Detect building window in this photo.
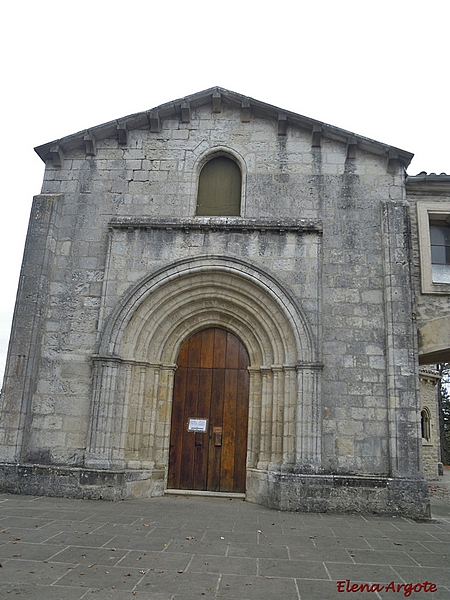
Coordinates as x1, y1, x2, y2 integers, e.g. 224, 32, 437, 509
421, 407, 431, 442
430, 220, 450, 283
196, 156, 241, 216
417, 202, 450, 293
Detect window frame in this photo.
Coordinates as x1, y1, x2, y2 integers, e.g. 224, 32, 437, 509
417, 201, 450, 294
196, 155, 242, 216
420, 407, 431, 443
193, 148, 246, 218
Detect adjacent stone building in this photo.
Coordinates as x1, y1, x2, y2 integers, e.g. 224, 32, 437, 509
1, 87, 448, 517
418, 367, 441, 481
408, 172, 450, 481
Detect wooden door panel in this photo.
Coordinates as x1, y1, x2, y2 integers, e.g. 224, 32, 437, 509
188, 331, 202, 367
221, 368, 238, 492
178, 366, 200, 489
200, 328, 215, 368
225, 331, 240, 369
177, 339, 189, 367
207, 368, 225, 492
167, 366, 187, 489
168, 327, 249, 493
212, 328, 227, 368
193, 368, 212, 490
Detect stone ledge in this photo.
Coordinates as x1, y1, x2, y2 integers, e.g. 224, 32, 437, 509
0, 464, 431, 518
0, 463, 164, 501
246, 469, 431, 518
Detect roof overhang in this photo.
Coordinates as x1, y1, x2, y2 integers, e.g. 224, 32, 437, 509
34, 86, 414, 169
406, 172, 450, 194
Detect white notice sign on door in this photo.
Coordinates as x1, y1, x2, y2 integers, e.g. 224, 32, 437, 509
187, 418, 208, 432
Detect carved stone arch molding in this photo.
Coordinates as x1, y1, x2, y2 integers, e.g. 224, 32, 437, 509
85, 256, 322, 501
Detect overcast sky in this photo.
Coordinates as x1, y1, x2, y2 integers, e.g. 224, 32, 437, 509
0, 0, 448, 384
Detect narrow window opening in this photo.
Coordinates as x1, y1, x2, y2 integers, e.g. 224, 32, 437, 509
421, 408, 431, 442
196, 156, 241, 216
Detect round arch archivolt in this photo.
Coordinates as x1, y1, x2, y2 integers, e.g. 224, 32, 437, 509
85, 256, 322, 493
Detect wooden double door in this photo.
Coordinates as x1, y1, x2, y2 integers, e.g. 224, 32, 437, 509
168, 328, 249, 493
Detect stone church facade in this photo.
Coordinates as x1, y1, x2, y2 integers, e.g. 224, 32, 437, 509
1, 87, 448, 517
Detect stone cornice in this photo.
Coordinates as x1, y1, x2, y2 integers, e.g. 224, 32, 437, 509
107, 217, 322, 234
418, 366, 441, 381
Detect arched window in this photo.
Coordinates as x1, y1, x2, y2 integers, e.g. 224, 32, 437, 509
196, 156, 241, 216
421, 408, 431, 442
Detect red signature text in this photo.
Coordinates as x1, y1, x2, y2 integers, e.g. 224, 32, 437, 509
337, 580, 437, 596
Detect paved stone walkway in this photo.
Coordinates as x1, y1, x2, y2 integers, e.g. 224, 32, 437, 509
0, 476, 449, 599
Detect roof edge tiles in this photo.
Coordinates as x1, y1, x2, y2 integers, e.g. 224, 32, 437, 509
406, 172, 450, 193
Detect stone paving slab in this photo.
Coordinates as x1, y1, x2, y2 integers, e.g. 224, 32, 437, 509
0, 490, 448, 599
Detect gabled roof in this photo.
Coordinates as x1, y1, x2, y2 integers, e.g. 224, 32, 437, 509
34, 86, 414, 169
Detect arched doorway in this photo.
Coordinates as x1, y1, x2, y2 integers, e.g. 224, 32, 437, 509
167, 327, 249, 493
86, 256, 321, 499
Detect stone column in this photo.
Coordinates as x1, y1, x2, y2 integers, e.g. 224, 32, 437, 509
140, 364, 161, 469
132, 366, 147, 454
85, 358, 120, 469
114, 362, 133, 468
125, 363, 148, 469
269, 366, 284, 469
257, 367, 272, 470
154, 363, 177, 469
381, 200, 422, 478
296, 363, 322, 472
247, 367, 262, 469
282, 365, 297, 469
